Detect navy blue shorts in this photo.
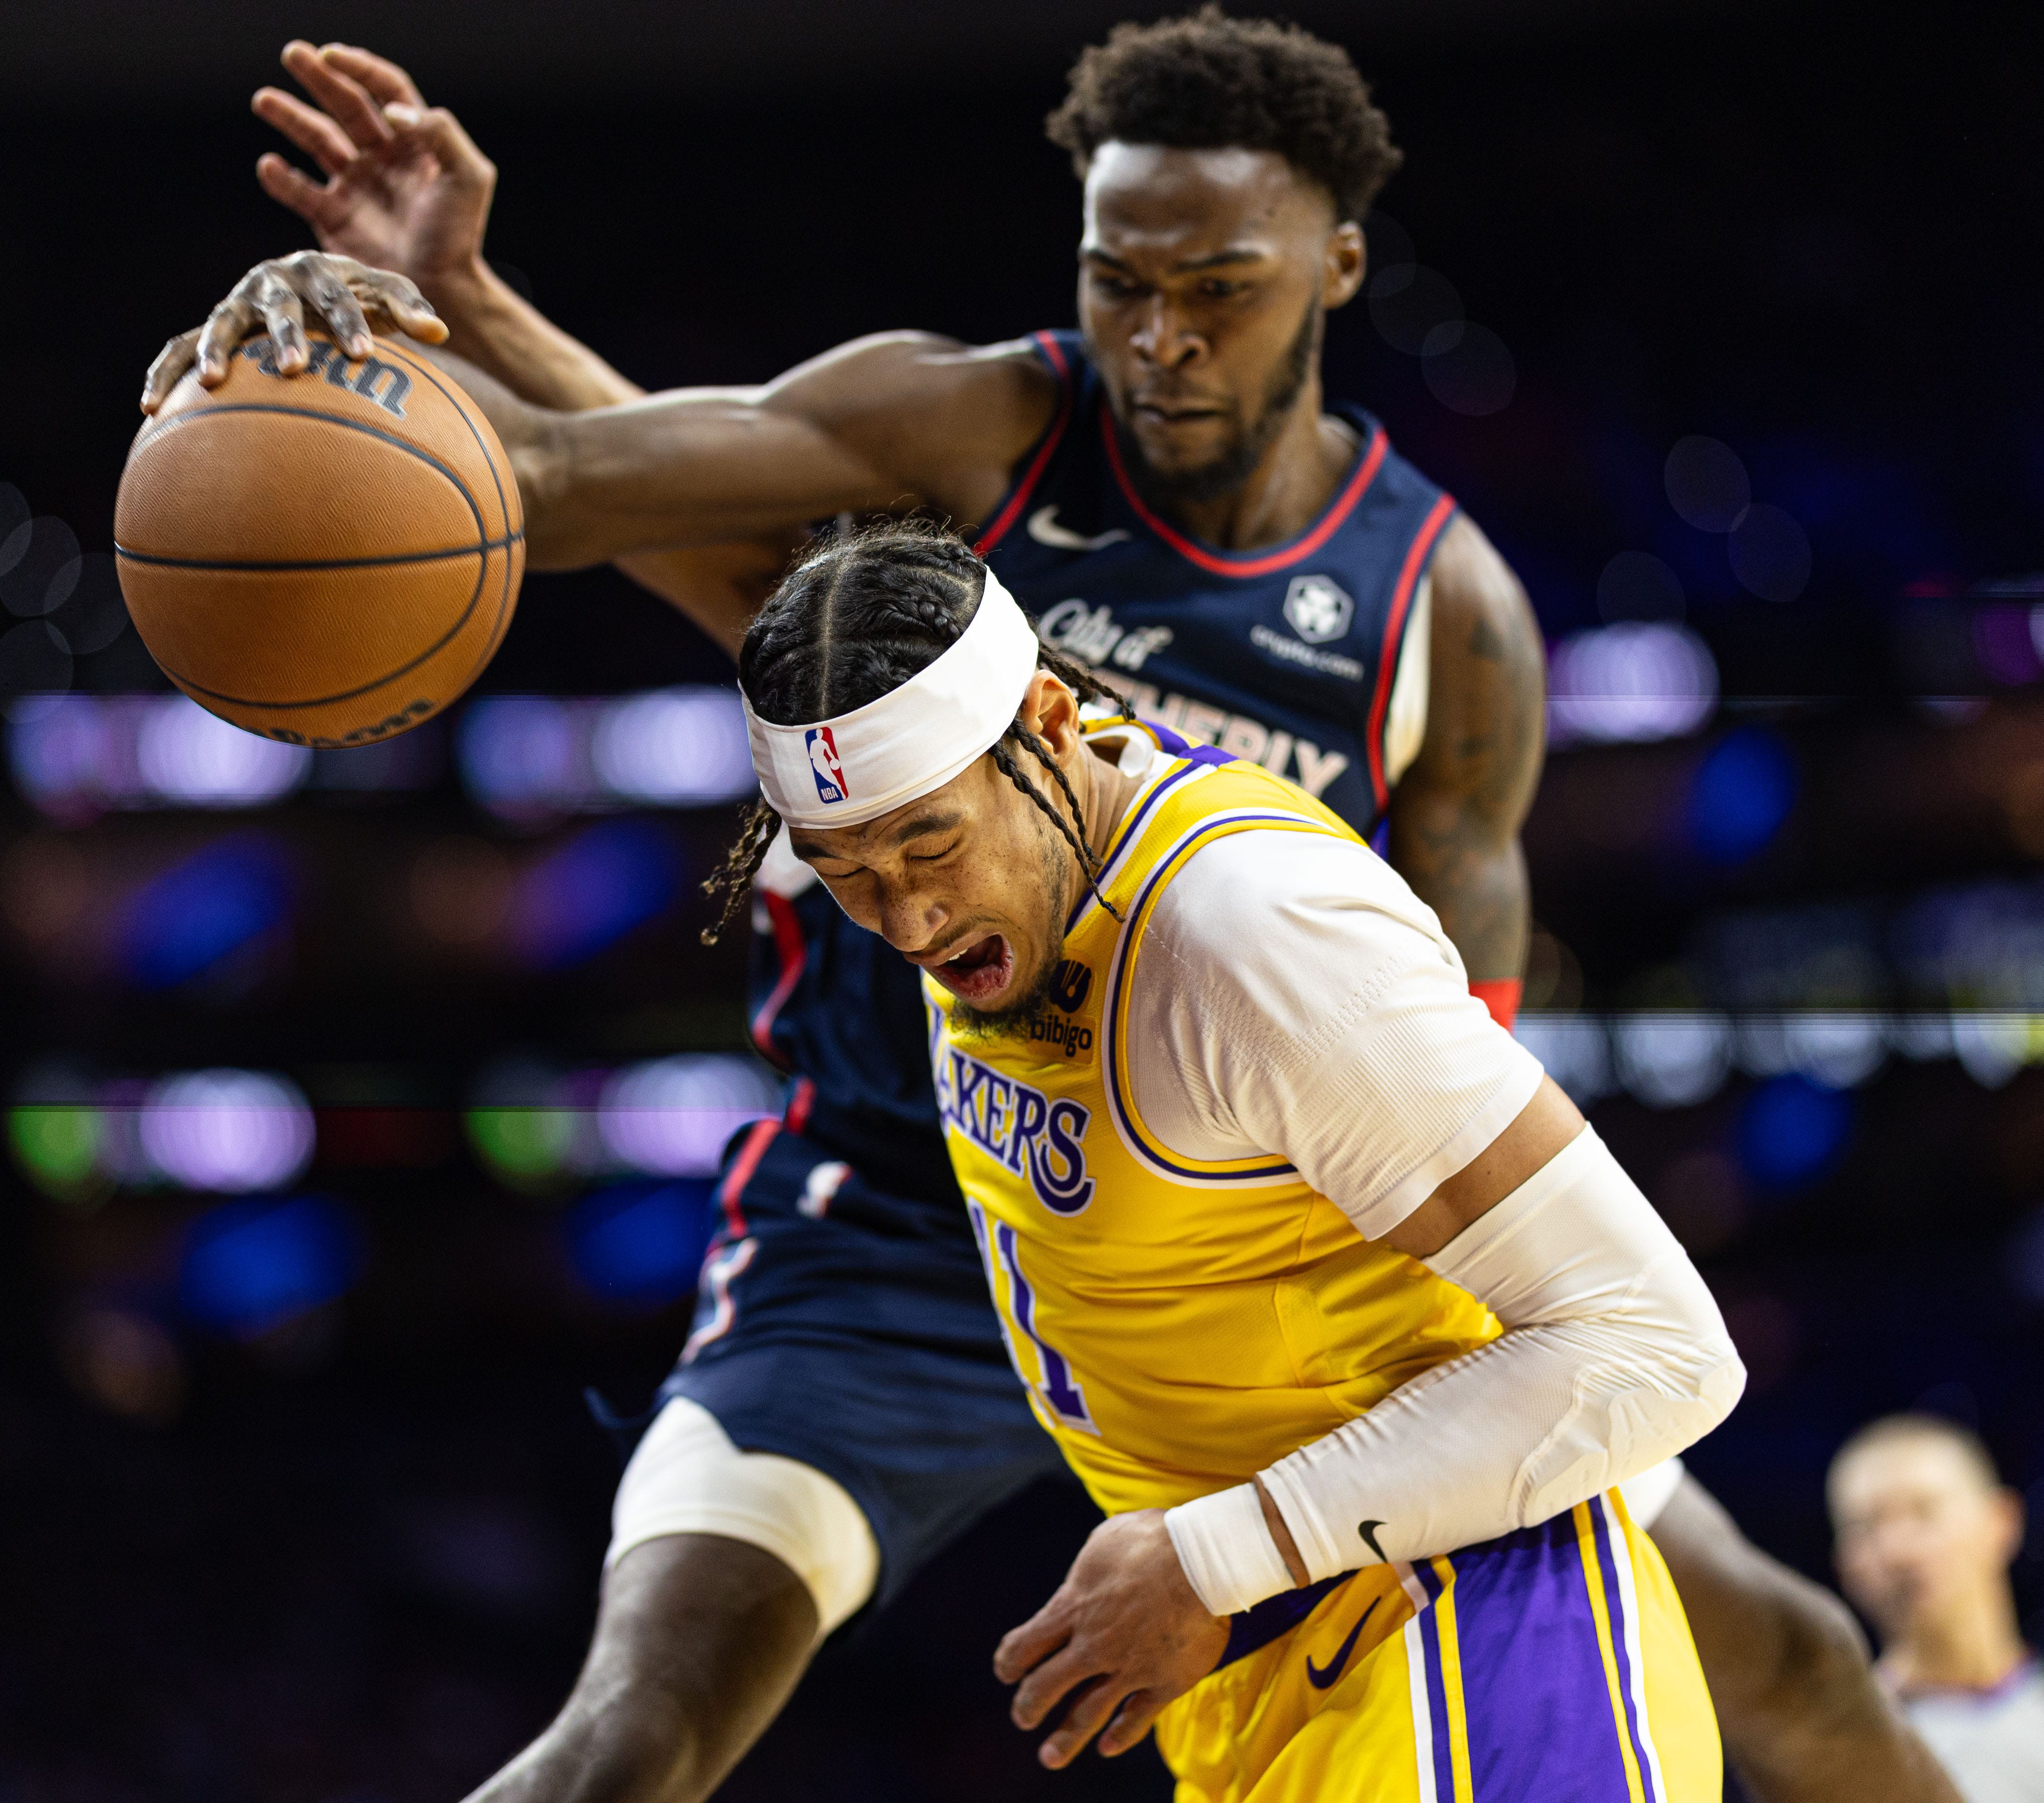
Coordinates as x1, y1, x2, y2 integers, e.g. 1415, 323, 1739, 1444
657, 1124, 1070, 1612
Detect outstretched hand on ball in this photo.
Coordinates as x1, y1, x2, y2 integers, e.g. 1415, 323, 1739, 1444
142, 250, 446, 414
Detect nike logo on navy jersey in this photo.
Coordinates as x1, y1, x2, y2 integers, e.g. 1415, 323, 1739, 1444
1305, 1595, 1380, 1690
1027, 505, 1130, 552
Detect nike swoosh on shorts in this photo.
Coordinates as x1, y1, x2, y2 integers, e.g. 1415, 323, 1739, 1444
1305, 1594, 1381, 1690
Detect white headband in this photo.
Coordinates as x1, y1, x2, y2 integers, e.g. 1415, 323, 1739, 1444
742, 567, 1041, 829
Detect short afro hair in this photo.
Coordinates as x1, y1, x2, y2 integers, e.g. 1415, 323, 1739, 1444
1045, 8, 1402, 225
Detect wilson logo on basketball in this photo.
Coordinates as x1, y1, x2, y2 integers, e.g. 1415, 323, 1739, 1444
806, 726, 849, 804
242, 336, 412, 419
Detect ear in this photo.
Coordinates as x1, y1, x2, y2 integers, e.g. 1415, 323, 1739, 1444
1325, 220, 1366, 310
1992, 1485, 2026, 1564
1020, 669, 1081, 760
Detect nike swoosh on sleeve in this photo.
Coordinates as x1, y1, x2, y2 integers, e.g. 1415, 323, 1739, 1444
1027, 505, 1131, 552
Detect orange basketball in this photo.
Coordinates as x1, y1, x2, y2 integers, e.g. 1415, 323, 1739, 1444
114, 330, 523, 748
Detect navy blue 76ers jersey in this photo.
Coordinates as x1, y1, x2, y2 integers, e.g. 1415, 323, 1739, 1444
746, 329, 1458, 1226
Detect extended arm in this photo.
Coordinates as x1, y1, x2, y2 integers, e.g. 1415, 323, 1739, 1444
1389, 513, 1545, 1007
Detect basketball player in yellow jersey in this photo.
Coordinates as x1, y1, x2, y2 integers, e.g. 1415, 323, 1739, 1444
713, 520, 1745, 1801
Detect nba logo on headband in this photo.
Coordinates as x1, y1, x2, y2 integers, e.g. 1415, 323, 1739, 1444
806, 727, 849, 804
744, 569, 1040, 829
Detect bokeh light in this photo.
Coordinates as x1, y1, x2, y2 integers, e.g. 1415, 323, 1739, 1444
565, 1180, 717, 1306
139, 1069, 315, 1191
466, 1053, 779, 1190
1688, 727, 1798, 864
1738, 1074, 1855, 1190
458, 689, 755, 817
1596, 551, 1685, 624
60, 1308, 185, 1424
1664, 436, 1752, 532
1547, 621, 1718, 746
9, 1103, 103, 1199
120, 835, 292, 989
591, 688, 755, 804
8, 694, 310, 816
177, 1195, 364, 1337
1613, 1013, 1734, 1108
137, 696, 310, 805
1727, 503, 1813, 603
1368, 263, 1462, 354
596, 1055, 780, 1177
507, 820, 680, 969
1419, 321, 1516, 416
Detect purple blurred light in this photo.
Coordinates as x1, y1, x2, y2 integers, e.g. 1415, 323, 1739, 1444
1975, 604, 2043, 687
591, 689, 753, 804
456, 689, 756, 816
1547, 622, 1718, 746
139, 1069, 314, 1191
597, 1055, 779, 1176
7, 694, 309, 814
138, 698, 309, 804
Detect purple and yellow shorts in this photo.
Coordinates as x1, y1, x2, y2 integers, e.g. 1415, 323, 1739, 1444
1155, 1490, 1719, 1803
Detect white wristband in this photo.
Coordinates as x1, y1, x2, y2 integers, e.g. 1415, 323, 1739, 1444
1164, 1481, 1296, 1617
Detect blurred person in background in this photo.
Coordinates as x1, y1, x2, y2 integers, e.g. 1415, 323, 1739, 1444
1832, 1415, 2044, 1802
146, 13, 1956, 1803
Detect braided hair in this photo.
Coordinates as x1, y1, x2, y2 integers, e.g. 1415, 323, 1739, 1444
702, 520, 1135, 945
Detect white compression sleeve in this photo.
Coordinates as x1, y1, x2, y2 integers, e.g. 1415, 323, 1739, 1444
1166, 1127, 1743, 1614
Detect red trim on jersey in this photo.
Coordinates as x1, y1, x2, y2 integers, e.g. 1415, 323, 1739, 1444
749, 891, 809, 1068
716, 1118, 779, 1239
1364, 493, 1458, 811
1469, 978, 1523, 1032
1099, 408, 1389, 578
972, 332, 1075, 557
784, 1076, 816, 1135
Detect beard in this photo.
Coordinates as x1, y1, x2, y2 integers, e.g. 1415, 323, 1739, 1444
949, 812, 1076, 1038
1104, 297, 1322, 509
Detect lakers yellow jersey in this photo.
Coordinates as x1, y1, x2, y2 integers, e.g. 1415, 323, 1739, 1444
925, 725, 1502, 1516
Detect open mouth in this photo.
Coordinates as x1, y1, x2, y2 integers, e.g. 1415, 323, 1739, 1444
929, 933, 1014, 1006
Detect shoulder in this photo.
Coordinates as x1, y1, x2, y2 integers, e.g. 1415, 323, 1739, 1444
1137, 826, 1461, 1014
1426, 513, 1536, 651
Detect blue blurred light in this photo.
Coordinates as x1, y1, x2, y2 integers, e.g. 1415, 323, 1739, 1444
1737, 1074, 1854, 1191
121, 835, 292, 989
177, 1195, 363, 1336
510, 820, 679, 969
566, 1180, 716, 1304
1689, 728, 1799, 864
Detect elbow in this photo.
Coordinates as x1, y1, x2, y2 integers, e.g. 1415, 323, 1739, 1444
508, 418, 589, 571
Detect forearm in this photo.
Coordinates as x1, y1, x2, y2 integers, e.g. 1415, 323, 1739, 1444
426, 258, 646, 411
1167, 1127, 1745, 1613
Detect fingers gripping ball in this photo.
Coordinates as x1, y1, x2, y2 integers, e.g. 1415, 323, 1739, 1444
115, 331, 522, 747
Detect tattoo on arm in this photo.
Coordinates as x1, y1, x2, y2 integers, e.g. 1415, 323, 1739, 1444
1388, 517, 1546, 983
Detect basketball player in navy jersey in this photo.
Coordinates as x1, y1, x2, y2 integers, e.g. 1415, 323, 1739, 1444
149, 16, 1956, 1803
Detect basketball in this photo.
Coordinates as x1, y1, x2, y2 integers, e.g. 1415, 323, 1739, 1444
114, 330, 523, 747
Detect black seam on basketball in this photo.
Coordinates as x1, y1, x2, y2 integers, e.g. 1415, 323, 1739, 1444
379, 341, 517, 540
113, 533, 523, 572
149, 542, 514, 712
124, 403, 490, 553
451, 541, 521, 701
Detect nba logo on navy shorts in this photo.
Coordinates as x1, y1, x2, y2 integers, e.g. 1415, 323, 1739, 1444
806, 727, 849, 804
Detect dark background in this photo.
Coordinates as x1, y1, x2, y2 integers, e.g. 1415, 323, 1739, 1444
5, 2, 2044, 1799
